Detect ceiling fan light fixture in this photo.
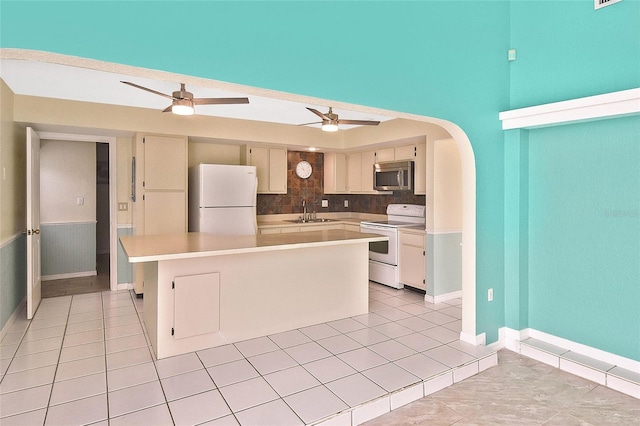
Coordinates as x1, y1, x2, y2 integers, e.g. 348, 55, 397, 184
321, 121, 339, 132
172, 99, 195, 115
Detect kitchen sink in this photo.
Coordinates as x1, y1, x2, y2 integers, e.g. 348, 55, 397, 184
284, 218, 338, 224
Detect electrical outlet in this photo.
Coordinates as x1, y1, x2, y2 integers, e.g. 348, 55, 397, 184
344, 200, 349, 208
321, 199, 328, 208
488, 288, 494, 302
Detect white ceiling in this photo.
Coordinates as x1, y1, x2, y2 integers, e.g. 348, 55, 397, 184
0, 59, 394, 131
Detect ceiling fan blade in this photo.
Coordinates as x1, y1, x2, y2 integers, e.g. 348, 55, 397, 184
193, 97, 250, 105
306, 107, 330, 120
161, 105, 173, 113
337, 119, 380, 126
121, 81, 174, 100
298, 121, 323, 126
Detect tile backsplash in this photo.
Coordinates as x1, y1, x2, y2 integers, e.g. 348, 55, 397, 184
257, 151, 425, 215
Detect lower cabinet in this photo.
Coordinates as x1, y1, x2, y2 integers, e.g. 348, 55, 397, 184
173, 272, 220, 340
399, 229, 426, 291
259, 222, 357, 234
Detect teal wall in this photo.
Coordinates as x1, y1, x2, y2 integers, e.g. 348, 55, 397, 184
505, 0, 640, 361
117, 227, 133, 285
527, 116, 640, 360
509, 0, 640, 107
426, 233, 463, 298
41, 223, 96, 277
0, 236, 26, 330
2, 1, 639, 357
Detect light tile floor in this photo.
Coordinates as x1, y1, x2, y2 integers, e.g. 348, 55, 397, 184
2, 282, 634, 425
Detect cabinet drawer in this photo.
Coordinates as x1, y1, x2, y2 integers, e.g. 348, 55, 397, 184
401, 232, 425, 247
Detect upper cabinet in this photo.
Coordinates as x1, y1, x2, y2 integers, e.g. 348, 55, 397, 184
324, 152, 347, 194
324, 140, 427, 195
242, 146, 287, 194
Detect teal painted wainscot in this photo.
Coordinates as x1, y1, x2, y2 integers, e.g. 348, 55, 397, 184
426, 231, 462, 303
117, 226, 133, 286
40, 222, 96, 279
0, 235, 26, 331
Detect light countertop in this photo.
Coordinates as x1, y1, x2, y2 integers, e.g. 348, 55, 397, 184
120, 230, 388, 263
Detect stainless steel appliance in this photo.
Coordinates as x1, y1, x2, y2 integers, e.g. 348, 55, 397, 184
360, 204, 426, 289
188, 164, 258, 235
373, 160, 414, 191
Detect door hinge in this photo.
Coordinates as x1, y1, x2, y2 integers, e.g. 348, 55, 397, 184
142, 194, 145, 201
142, 181, 145, 188
423, 251, 425, 256
423, 279, 425, 284
172, 281, 175, 289
143, 137, 145, 144
171, 328, 174, 336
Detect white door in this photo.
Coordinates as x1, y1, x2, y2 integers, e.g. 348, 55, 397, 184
26, 127, 42, 319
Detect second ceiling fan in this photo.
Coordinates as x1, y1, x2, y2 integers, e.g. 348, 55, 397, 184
301, 107, 380, 132
121, 81, 249, 116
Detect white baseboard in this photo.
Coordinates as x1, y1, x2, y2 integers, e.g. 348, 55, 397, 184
424, 290, 462, 304
0, 296, 26, 341
502, 327, 640, 374
117, 283, 133, 291
42, 271, 97, 281
460, 331, 486, 346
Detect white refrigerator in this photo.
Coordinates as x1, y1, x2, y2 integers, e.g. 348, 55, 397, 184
189, 164, 258, 235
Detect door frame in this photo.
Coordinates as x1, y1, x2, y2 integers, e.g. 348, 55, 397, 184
38, 131, 118, 291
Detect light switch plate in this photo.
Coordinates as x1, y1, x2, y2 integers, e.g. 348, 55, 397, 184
118, 202, 128, 211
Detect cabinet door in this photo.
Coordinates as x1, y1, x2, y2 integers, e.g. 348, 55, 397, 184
375, 148, 395, 163
399, 231, 426, 290
248, 147, 270, 193
144, 135, 187, 190
347, 152, 362, 193
394, 144, 416, 161
268, 148, 287, 193
144, 192, 187, 235
414, 142, 426, 195
361, 150, 377, 193
324, 152, 347, 193
173, 273, 220, 340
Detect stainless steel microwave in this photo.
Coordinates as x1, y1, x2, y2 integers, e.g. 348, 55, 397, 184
373, 160, 414, 191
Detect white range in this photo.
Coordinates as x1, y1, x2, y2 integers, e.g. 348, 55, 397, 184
360, 204, 426, 289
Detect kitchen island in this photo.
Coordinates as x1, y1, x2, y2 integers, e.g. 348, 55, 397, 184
120, 230, 387, 359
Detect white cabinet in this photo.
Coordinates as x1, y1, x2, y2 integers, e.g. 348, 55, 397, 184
134, 134, 188, 294
347, 152, 362, 193
360, 150, 378, 194
324, 152, 347, 194
375, 147, 395, 163
348, 150, 380, 194
173, 273, 220, 340
399, 228, 426, 291
243, 146, 287, 194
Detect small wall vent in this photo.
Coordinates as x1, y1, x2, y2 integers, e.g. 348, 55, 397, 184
595, 0, 622, 10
